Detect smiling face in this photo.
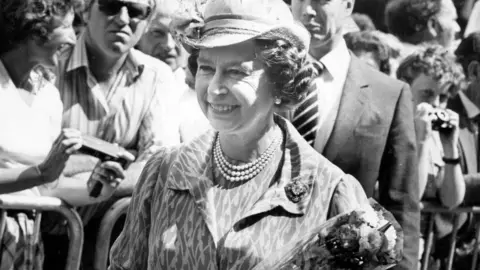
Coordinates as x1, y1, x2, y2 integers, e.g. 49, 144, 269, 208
86, 0, 151, 57
195, 40, 275, 134
137, 16, 184, 70
28, 9, 76, 68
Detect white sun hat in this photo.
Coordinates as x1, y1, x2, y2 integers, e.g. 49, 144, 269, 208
170, 0, 311, 53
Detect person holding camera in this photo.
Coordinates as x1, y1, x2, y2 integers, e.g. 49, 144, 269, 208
397, 45, 465, 209
397, 45, 478, 268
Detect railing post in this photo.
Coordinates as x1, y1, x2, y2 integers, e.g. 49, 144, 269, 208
94, 197, 132, 270
422, 213, 436, 270
0, 195, 84, 270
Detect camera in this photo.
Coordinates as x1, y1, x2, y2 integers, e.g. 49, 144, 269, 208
430, 109, 454, 132
78, 135, 134, 197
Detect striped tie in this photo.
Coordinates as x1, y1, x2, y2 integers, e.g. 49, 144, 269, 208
292, 61, 324, 146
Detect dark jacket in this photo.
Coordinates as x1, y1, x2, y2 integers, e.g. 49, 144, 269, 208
285, 56, 420, 270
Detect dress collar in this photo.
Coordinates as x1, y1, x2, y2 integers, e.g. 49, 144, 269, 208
165, 115, 326, 216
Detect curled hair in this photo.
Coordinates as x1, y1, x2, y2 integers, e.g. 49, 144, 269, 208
187, 38, 317, 110
352, 13, 377, 31
344, 30, 393, 75
0, 0, 84, 54
385, 0, 441, 42
397, 45, 461, 94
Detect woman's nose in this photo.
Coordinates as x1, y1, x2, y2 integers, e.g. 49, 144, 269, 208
165, 34, 177, 51
207, 72, 228, 96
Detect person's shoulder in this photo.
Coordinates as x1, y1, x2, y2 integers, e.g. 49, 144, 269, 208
351, 57, 406, 92
131, 49, 173, 74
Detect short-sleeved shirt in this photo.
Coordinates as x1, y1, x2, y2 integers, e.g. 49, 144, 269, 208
56, 33, 181, 161
0, 60, 62, 196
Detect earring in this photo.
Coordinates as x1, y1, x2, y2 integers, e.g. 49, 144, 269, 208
274, 97, 282, 105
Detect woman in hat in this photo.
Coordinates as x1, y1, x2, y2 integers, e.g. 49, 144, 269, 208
109, 0, 377, 269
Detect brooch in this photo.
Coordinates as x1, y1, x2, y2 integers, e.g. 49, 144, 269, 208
285, 180, 309, 203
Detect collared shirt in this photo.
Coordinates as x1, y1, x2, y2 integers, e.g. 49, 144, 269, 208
313, 39, 351, 153
56, 33, 180, 161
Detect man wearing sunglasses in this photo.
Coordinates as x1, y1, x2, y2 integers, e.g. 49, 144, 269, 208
42, 0, 181, 268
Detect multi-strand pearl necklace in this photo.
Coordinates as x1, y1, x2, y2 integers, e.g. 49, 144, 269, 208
213, 128, 282, 182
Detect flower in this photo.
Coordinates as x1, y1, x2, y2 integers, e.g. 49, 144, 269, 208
358, 205, 381, 228
285, 180, 309, 203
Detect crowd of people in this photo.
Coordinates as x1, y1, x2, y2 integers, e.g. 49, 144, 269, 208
0, 0, 480, 269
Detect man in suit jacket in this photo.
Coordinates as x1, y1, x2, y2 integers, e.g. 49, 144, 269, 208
290, 1, 420, 269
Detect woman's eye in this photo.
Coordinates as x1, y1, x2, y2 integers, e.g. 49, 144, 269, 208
198, 65, 214, 73
228, 69, 248, 77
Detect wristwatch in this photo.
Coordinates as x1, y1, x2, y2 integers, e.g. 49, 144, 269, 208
442, 156, 461, 165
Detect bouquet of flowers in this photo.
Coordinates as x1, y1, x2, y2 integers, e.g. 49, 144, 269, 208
253, 199, 403, 270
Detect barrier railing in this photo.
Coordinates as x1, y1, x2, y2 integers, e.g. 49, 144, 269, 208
94, 197, 131, 270
0, 195, 84, 270
421, 202, 480, 270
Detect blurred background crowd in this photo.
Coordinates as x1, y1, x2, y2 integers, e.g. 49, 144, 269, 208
1, 0, 480, 269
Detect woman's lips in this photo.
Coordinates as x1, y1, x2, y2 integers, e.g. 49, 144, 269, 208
209, 103, 239, 114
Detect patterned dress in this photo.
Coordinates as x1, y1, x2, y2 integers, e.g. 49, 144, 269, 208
109, 116, 371, 270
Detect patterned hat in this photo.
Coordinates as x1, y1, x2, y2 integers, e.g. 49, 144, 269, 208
170, 0, 310, 53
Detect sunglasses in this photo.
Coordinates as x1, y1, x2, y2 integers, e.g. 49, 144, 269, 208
98, 0, 152, 20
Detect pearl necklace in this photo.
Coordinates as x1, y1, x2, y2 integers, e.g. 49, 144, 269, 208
213, 128, 282, 182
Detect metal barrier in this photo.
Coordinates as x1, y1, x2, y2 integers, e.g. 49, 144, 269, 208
94, 197, 132, 270
420, 202, 480, 270
0, 195, 84, 270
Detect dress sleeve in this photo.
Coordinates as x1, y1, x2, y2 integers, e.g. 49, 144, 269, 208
328, 174, 370, 218
108, 149, 168, 270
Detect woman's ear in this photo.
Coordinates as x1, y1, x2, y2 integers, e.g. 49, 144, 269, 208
426, 17, 439, 38
467, 60, 480, 81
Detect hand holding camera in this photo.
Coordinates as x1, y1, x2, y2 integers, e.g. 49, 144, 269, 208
38, 129, 83, 183
415, 103, 435, 143
78, 135, 135, 198
415, 103, 459, 149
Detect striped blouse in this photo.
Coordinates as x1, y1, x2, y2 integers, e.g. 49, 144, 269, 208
56, 33, 181, 161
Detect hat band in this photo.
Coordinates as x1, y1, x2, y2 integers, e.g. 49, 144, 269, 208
204, 14, 278, 33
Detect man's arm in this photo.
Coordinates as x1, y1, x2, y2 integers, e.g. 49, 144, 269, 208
114, 66, 181, 195
378, 84, 420, 270
62, 154, 99, 177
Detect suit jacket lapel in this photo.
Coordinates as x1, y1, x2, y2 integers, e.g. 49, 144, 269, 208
322, 56, 370, 161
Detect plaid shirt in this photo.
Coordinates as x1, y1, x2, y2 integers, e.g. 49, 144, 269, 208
0, 213, 43, 270
56, 33, 181, 161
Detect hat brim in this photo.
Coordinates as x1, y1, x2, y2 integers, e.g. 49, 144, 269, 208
179, 20, 310, 54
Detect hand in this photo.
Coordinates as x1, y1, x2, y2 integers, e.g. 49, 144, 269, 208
415, 103, 434, 143
87, 151, 135, 201
38, 129, 83, 183
439, 109, 460, 157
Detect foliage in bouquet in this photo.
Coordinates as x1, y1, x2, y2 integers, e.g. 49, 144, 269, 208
299, 201, 402, 269
253, 199, 403, 270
